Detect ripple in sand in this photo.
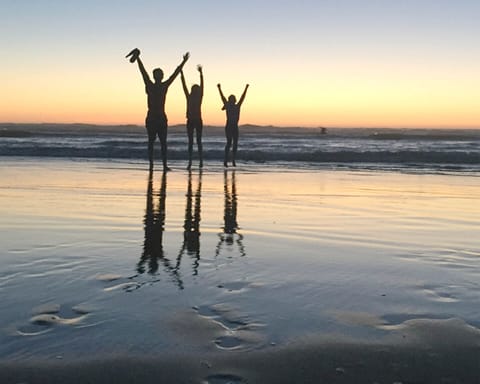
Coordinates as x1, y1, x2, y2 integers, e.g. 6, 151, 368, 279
203, 374, 247, 384
194, 303, 267, 352
103, 281, 142, 292
15, 304, 91, 336
196, 303, 249, 329
29, 313, 87, 326
214, 335, 243, 350
217, 281, 251, 293
95, 273, 123, 282
419, 284, 460, 303
378, 317, 480, 347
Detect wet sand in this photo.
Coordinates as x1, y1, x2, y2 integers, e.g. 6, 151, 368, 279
1, 331, 479, 384
1, 158, 479, 383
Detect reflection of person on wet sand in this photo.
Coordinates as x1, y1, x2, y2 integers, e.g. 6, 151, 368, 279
177, 170, 202, 275
180, 65, 204, 169
217, 83, 249, 167
126, 48, 189, 170
138, 169, 183, 289
216, 170, 245, 257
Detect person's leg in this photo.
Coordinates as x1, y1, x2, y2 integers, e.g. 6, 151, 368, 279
224, 125, 233, 167
196, 120, 203, 168
158, 119, 169, 171
146, 117, 156, 169
148, 140, 154, 169
232, 126, 239, 167
187, 121, 194, 170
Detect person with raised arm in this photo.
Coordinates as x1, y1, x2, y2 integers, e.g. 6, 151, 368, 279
217, 83, 249, 167
180, 65, 204, 169
126, 48, 189, 170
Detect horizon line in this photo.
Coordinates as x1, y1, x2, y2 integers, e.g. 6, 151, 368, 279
1, 122, 479, 131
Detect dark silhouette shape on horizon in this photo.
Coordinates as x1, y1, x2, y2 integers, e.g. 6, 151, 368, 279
138, 169, 183, 289
217, 83, 249, 167
180, 65, 204, 170
216, 170, 245, 257
127, 48, 189, 170
177, 170, 202, 276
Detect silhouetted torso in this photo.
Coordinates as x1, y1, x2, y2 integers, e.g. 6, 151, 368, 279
225, 103, 241, 127
146, 82, 168, 116
187, 94, 202, 121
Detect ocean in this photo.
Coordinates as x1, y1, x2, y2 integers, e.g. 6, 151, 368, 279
1, 123, 479, 173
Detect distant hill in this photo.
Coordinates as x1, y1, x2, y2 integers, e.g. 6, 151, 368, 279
0, 123, 329, 136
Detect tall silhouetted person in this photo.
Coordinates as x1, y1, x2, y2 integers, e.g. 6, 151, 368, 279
217, 83, 249, 167
126, 48, 189, 170
138, 169, 183, 289
180, 65, 204, 169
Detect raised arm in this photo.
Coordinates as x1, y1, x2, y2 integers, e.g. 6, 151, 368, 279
165, 52, 190, 86
136, 56, 151, 86
217, 83, 227, 105
238, 84, 249, 106
180, 70, 189, 98
198, 65, 204, 97
126, 48, 151, 85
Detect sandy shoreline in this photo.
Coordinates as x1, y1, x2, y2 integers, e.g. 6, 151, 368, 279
1, 158, 480, 383
1, 330, 479, 383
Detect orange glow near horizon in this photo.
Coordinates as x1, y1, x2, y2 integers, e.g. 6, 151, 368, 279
2, 57, 480, 129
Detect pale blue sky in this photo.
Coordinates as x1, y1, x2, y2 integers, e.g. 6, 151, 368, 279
1, 0, 479, 127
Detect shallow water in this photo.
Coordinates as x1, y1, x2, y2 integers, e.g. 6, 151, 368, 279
1, 159, 479, 368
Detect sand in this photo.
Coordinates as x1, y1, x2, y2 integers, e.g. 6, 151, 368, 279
1, 158, 479, 383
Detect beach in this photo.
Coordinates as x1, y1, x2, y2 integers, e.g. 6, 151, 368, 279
1, 157, 479, 383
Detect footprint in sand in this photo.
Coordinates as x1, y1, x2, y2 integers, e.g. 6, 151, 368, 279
194, 303, 267, 352
15, 303, 92, 336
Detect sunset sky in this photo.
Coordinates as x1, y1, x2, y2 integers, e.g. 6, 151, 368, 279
1, 0, 480, 128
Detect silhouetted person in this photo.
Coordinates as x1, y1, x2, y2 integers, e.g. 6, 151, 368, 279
217, 83, 249, 167
177, 170, 202, 275
180, 65, 204, 169
127, 48, 189, 170
216, 170, 245, 257
138, 169, 183, 289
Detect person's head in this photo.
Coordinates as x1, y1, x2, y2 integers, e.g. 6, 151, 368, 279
152, 68, 164, 83
191, 84, 201, 97
228, 95, 236, 104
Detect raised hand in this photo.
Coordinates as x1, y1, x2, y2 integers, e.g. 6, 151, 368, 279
197, 64, 203, 73
126, 48, 140, 63
183, 52, 190, 62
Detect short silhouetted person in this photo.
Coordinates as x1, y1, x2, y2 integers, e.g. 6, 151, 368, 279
180, 65, 204, 169
217, 83, 249, 167
127, 48, 189, 170
215, 170, 245, 257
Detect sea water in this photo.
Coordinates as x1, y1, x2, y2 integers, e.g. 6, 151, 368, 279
1, 123, 479, 172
